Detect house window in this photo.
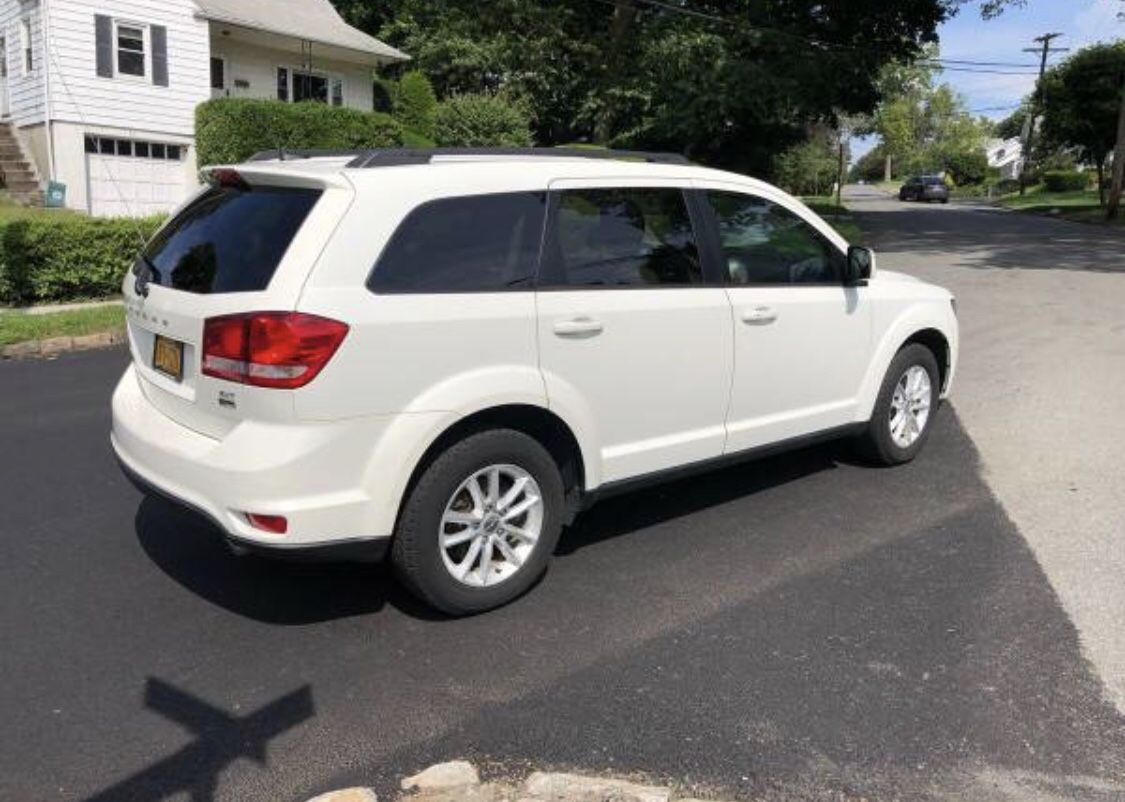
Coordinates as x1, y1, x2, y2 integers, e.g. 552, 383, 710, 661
210, 57, 225, 91
84, 135, 185, 161
115, 22, 146, 77
293, 71, 328, 103
277, 68, 343, 106
19, 17, 32, 75
0, 38, 8, 80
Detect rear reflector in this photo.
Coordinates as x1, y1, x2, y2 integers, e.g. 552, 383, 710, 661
246, 513, 288, 535
202, 312, 348, 389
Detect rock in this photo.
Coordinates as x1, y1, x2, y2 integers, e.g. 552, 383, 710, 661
305, 789, 377, 802
39, 336, 73, 357
72, 332, 114, 351
401, 760, 481, 791
1, 341, 41, 359
522, 772, 672, 802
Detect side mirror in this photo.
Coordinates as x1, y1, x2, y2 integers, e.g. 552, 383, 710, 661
845, 245, 875, 286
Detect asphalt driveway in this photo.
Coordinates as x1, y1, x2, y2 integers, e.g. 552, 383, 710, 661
2, 194, 1125, 800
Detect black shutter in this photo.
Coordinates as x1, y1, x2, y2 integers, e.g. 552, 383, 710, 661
151, 25, 168, 86
94, 14, 113, 77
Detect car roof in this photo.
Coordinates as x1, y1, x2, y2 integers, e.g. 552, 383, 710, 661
229, 153, 780, 196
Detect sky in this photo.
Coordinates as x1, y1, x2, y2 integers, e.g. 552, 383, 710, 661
850, 0, 1125, 163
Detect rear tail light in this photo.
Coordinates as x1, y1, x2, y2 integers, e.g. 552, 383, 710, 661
202, 312, 348, 389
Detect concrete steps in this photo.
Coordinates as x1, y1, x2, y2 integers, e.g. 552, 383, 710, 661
0, 123, 43, 206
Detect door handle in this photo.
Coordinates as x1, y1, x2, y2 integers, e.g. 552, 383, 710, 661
553, 317, 604, 337
740, 306, 778, 325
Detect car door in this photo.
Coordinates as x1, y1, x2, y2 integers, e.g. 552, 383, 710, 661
693, 182, 871, 453
535, 179, 733, 486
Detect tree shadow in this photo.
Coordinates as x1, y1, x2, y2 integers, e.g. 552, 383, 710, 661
850, 201, 1125, 274
83, 678, 314, 802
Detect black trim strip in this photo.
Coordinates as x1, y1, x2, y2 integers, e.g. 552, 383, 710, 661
583, 422, 865, 508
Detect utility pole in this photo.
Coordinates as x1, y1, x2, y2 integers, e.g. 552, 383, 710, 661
1019, 33, 1069, 195
1108, 73, 1125, 220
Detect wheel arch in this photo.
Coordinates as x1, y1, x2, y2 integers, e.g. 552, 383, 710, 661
395, 404, 590, 533
856, 306, 957, 422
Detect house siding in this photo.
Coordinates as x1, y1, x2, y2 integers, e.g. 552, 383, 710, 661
210, 37, 375, 111
1, 0, 47, 128
47, 0, 210, 136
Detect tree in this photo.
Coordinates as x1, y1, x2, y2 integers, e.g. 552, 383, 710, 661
393, 71, 439, 138
1038, 42, 1125, 208
331, 0, 956, 174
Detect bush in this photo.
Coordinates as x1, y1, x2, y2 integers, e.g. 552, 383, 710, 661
196, 98, 404, 165
0, 215, 165, 305
942, 150, 989, 186
393, 71, 438, 138
993, 178, 1022, 196
772, 140, 839, 196
1042, 170, 1090, 192
432, 93, 534, 147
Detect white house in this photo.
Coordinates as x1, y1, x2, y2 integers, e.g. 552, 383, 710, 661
986, 137, 1023, 181
0, 0, 407, 216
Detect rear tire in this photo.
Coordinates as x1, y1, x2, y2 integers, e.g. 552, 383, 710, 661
856, 344, 940, 466
392, 429, 565, 615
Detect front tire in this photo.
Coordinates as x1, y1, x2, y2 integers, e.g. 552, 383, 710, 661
857, 344, 940, 466
392, 429, 565, 615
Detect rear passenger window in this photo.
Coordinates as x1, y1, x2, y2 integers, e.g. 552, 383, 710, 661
368, 192, 547, 293
546, 188, 701, 287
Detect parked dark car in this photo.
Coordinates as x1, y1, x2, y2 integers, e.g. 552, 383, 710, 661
899, 176, 950, 203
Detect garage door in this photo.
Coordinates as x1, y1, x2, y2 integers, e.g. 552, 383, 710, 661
85, 136, 191, 218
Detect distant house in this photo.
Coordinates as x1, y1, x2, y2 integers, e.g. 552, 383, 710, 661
986, 137, 1023, 181
0, 0, 407, 216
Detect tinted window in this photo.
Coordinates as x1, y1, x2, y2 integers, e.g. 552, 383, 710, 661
369, 192, 547, 293
548, 188, 700, 287
140, 186, 321, 294
706, 191, 843, 285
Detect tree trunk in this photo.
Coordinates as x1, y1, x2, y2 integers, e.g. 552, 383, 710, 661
1107, 83, 1125, 221
884, 154, 892, 182
593, 0, 637, 146
1097, 158, 1106, 208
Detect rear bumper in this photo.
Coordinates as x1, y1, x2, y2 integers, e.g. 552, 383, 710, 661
111, 363, 398, 554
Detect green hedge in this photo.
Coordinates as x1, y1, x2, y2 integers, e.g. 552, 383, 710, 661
0, 215, 164, 305
1042, 170, 1089, 192
432, 93, 534, 147
196, 98, 404, 165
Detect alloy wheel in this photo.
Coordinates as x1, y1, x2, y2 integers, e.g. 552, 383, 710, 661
889, 365, 932, 448
438, 464, 544, 588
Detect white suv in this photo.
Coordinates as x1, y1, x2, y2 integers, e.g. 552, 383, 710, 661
111, 148, 958, 615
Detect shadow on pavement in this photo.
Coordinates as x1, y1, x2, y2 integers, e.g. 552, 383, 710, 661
135, 496, 446, 624
136, 433, 851, 624
850, 202, 1125, 274
83, 679, 314, 802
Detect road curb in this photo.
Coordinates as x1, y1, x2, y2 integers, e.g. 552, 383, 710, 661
0, 328, 126, 360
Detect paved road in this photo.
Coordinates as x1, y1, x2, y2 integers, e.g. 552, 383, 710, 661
847, 185, 1125, 717
3, 200, 1125, 800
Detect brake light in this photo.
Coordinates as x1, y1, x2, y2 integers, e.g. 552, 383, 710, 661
202, 312, 348, 389
208, 168, 250, 190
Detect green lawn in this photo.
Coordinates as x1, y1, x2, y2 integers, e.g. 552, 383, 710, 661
995, 188, 1122, 226
0, 191, 78, 222
801, 196, 864, 243
0, 304, 124, 347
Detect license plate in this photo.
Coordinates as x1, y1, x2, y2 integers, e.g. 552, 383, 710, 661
152, 335, 184, 382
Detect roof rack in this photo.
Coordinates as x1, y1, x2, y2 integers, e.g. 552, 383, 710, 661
245, 147, 690, 167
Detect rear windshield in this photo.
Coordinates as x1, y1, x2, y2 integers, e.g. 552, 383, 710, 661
139, 185, 321, 294
923, 177, 945, 185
